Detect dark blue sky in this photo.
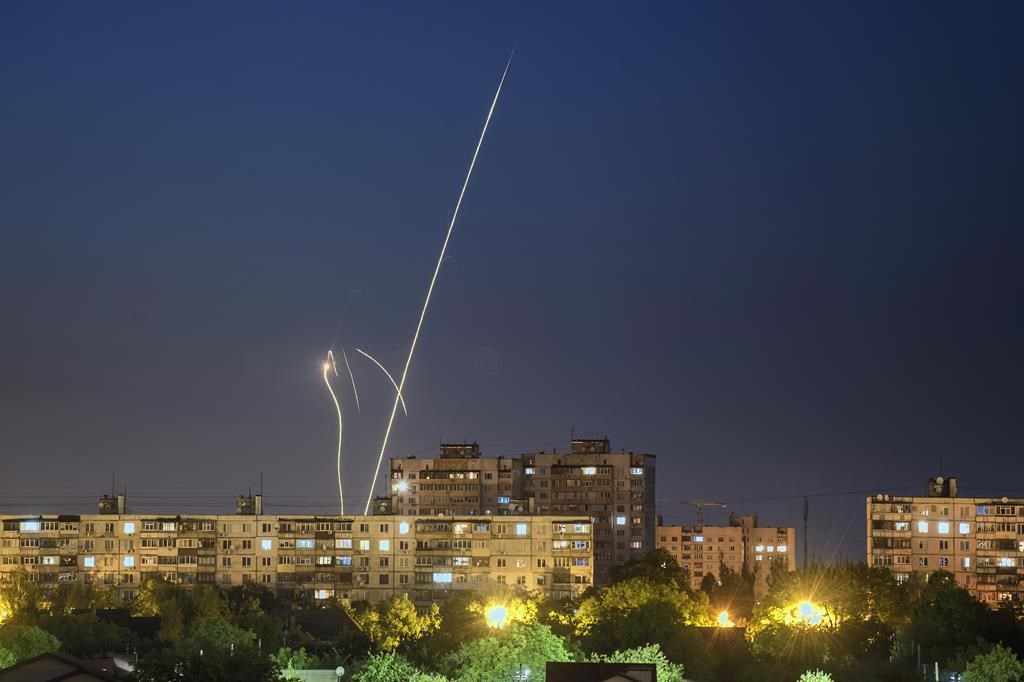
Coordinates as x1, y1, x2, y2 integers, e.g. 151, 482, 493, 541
2, 1, 1022, 564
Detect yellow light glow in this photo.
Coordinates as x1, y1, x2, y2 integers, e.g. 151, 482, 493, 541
717, 610, 734, 627
795, 600, 825, 626
485, 604, 508, 629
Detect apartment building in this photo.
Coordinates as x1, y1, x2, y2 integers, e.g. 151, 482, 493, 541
390, 443, 524, 516
657, 514, 796, 598
867, 477, 1024, 606
388, 438, 656, 583
0, 497, 594, 608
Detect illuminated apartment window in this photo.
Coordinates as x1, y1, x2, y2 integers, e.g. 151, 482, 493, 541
755, 545, 764, 552
515, 524, 528, 536
999, 558, 1015, 567
336, 538, 352, 549
917, 521, 928, 533
315, 590, 330, 600
756, 554, 763, 561
959, 522, 970, 535
433, 572, 453, 584
962, 557, 971, 568
379, 540, 390, 551
616, 517, 626, 526
778, 545, 788, 553
630, 467, 643, 475
83, 556, 95, 568
694, 536, 704, 543
261, 539, 273, 551
359, 540, 370, 551
581, 467, 597, 476
123, 556, 135, 568
296, 539, 315, 549
937, 522, 950, 535
162, 522, 176, 531
123, 522, 135, 535
336, 556, 352, 566
19, 521, 41, 533
524, 467, 535, 475
42, 556, 57, 565
498, 496, 511, 504
399, 522, 410, 535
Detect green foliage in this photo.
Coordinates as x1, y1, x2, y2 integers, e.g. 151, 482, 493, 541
132, 645, 281, 682
353, 651, 449, 682
32, 614, 133, 657
710, 563, 756, 621
173, 617, 256, 655
442, 623, 571, 682
0, 572, 50, 620
797, 670, 834, 682
0, 624, 61, 669
272, 646, 320, 680
133, 576, 225, 641
573, 576, 711, 654
591, 643, 685, 682
608, 548, 695, 595
964, 644, 1024, 682
352, 594, 441, 651
902, 571, 990, 667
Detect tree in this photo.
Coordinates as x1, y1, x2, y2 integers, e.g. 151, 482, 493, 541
797, 671, 834, 682
132, 645, 280, 682
272, 646, 320, 680
964, 644, 1024, 682
608, 549, 695, 595
442, 623, 572, 682
591, 643, 685, 682
173, 617, 256, 655
353, 651, 449, 682
133, 577, 225, 641
352, 594, 441, 651
0, 624, 60, 669
32, 614, 133, 657
902, 571, 989, 667
0, 572, 50, 620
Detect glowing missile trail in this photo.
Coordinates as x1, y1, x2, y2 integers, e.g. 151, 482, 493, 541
352, 347, 408, 416
322, 358, 344, 514
364, 50, 514, 514
340, 348, 360, 412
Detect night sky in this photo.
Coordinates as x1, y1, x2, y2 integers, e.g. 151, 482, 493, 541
2, 1, 1022, 565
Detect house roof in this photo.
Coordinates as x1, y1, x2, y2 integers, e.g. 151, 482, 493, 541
0, 652, 121, 682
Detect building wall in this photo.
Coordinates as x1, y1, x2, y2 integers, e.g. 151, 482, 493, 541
657, 518, 795, 598
866, 493, 1024, 606
0, 514, 594, 606
388, 439, 656, 584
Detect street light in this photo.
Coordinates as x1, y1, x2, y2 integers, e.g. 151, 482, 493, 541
717, 610, 734, 627
795, 600, 824, 626
485, 604, 509, 629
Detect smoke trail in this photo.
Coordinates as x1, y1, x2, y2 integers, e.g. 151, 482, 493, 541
363, 50, 514, 513
352, 347, 408, 416
322, 359, 344, 514
340, 348, 361, 412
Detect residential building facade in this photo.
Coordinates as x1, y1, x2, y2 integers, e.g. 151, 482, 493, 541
0, 499, 594, 608
388, 438, 656, 583
866, 477, 1024, 606
657, 513, 796, 598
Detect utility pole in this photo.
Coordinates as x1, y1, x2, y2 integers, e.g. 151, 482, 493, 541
803, 496, 809, 570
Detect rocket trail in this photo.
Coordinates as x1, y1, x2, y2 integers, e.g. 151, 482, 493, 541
352, 347, 408, 416
340, 348, 361, 412
322, 359, 344, 514
363, 50, 514, 514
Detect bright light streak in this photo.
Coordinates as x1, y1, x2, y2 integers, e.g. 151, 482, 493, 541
322, 360, 344, 514
353, 347, 408, 416
717, 610, 734, 627
363, 49, 514, 514
340, 348, 360, 412
485, 604, 508, 629
326, 350, 339, 376
393, 480, 409, 493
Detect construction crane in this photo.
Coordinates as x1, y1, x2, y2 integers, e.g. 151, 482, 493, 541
657, 499, 728, 527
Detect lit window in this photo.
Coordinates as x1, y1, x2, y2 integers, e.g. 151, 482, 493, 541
296, 539, 315, 549
498, 496, 511, 504
999, 557, 1014, 567
755, 545, 764, 552
315, 589, 330, 600
359, 540, 370, 551
581, 467, 596, 475
630, 467, 643, 475
84, 556, 95, 568
317, 556, 332, 565
524, 467, 535, 475
694, 536, 704, 543
379, 540, 390, 551
778, 545, 788, 552
433, 572, 453, 584
123, 556, 135, 568
767, 546, 774, 552
261, 539, 273, 551
963, 557, 971, 568
917, 521, 928, 533
399, 522, 410, 535
516, 524, 528, 536
336, 538, 352, 549
937, 522, 950, 535
19, 521, 41, 533
616, 516, 626, 526
756, 554, 763, 561
959, 522, 970, 535
336, 556, 352, 566
162, 522, 176, 531
123, 522, 135, 535
42, 556, 57, 565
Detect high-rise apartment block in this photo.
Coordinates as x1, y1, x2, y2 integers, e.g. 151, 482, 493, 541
0, 497, 594, 607
866, 477, 1024, 606
657, 514, 796, 598
390, 438, 655, 583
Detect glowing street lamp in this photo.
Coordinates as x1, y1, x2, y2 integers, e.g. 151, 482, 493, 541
717, 610, 735, 627
485, 604, 509, 629
795, 600, 824, 626
393, 480, 409, 493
